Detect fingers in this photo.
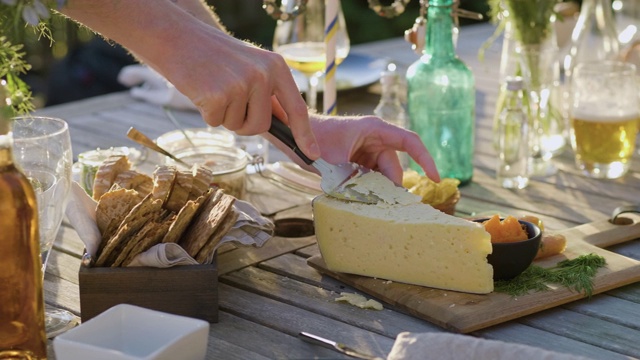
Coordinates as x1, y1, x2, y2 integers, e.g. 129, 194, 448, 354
272, 62, 321, 160
375, 150, 404, 185
401, 131, 440, 182
366, 118, 440, 182
237, 86, 272, 135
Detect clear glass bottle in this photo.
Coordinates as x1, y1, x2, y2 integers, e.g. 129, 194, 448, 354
496, 77, 529, 189
374, 63, 409, 169
492, 13, 518, 151
406, 0, 475, 184
0, 81, 47, 359
563, 0, 620, 77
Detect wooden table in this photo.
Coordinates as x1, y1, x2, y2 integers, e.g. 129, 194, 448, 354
38, 22, 640, 359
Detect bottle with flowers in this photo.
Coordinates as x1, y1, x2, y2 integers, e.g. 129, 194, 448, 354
486, 0, 566, 177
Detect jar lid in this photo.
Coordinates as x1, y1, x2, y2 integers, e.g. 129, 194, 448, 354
172, 145, 248, 175
156, 127, 235, 153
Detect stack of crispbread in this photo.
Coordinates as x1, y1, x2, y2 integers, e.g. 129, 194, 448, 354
92, 155, 237, 267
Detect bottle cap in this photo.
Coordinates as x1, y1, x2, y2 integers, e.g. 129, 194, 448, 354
380, 63, 400, 86
505, 76, 524, 91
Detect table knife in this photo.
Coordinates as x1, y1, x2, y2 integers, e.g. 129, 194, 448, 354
298, 332, 385, 360
268, 116, 380, 204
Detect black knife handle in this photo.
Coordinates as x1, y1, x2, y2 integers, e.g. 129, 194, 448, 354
268, 115, 314, 165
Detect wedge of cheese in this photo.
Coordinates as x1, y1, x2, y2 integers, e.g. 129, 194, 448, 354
313, 172, 493, 294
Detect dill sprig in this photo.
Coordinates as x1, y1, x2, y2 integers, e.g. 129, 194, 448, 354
495, 254, 607, 298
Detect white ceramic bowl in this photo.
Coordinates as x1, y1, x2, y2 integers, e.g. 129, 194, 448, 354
53, 304, 209, 360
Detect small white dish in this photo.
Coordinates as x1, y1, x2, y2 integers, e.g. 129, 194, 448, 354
53, 304, 209, 360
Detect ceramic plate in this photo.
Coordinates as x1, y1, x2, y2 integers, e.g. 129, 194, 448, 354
292, 53, 388, 92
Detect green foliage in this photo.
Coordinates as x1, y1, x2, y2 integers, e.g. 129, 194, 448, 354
495, 254, 607, 297
0, 36, 33, 114
0, 0, 63, 113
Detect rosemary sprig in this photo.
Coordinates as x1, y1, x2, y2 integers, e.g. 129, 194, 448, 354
0, 36, 33, 114
495, 254, 607, 298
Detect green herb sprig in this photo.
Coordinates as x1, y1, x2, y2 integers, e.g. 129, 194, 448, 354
0, 36, 33, 114
1, 0, 66, 114
495, 254, 607, 298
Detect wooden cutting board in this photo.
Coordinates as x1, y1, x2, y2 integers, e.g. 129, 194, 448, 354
307, 213, 640, 334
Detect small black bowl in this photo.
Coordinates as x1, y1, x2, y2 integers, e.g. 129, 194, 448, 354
473, 218, 542, 280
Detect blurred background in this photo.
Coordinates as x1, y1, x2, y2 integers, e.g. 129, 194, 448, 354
19, 0, 491, 108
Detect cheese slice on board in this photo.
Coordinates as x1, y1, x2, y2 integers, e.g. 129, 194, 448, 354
312, 172, 493, 294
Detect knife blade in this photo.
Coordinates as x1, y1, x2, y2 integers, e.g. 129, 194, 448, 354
268, 116, 381, 204
298, 332, 385, 360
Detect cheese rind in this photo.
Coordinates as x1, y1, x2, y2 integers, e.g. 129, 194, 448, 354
313, 194, 494, 294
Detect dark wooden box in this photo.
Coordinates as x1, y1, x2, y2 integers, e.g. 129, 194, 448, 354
78, 259, 218, 323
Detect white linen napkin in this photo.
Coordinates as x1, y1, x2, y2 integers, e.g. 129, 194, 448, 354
65, 182, 274, 268
387, 332, 592, 360
118, 65, 198, 111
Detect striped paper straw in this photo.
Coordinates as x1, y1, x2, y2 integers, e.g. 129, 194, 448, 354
323, 0, 338, 115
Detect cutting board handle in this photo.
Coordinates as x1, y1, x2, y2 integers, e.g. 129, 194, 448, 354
558, 211, 640, 248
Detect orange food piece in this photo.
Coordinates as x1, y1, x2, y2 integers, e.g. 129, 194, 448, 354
535, 234, 567, 260
518, 215, 544, 232
482, 215, 529, 243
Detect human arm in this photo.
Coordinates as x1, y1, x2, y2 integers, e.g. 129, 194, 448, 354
59, 0, 320, 159
266, 112, 440, 184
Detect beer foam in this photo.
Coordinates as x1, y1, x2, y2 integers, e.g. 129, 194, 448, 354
571, 108, 639, 123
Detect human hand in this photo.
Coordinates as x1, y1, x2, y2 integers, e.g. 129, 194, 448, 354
307, 115, 440, 184
155, 25, 320, 159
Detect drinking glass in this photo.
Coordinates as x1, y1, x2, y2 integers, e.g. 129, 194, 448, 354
12, 116, 77, 337
569, 61, 639, 179
272, 0, 350, 112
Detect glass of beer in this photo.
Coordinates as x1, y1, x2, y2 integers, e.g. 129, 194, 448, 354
570, 61, 639, 179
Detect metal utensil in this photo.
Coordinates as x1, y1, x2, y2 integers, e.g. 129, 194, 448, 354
298, 332, 384, 360
126, 127, 192, 168
163, 106, 197, 149
268, 116, 380, 204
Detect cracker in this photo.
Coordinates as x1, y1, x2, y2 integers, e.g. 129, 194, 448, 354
179, 190, 235, 258
151, 165, 177, 203
95, 194, 163, 267
165, 170, 194, 213
162, 189, 212, 244
114, 170, 153, 199
111, 210, 168, 267
92, 155, 131, 201
195, 210, 239, 264
190, 165, 214, 200
95, 186, 140, 253
118, 212, 174, 267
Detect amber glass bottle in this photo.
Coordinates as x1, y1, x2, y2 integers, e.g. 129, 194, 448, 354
0, 83, 47, 359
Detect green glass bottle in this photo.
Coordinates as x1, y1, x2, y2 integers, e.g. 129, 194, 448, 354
406, 0, 475, 185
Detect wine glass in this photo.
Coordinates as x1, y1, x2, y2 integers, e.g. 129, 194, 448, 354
272, 0, 350, 112
12, 116, 77, 338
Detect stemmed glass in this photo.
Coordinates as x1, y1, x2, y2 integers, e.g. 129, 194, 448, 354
12, 116, 77, 338
272, 0, 350, 112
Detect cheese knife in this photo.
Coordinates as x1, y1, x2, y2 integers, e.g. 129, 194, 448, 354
298, 332, 385, 360
268, 116, 380, 204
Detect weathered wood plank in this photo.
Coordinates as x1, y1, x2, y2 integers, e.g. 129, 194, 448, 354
218, 282, 394, 359
222, 264, 442, 336
210, 311, 351, 359
476, 322, 630, 360
519, 308, 640, 358
217, 235, 316, 275
563, 294, 640, 330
